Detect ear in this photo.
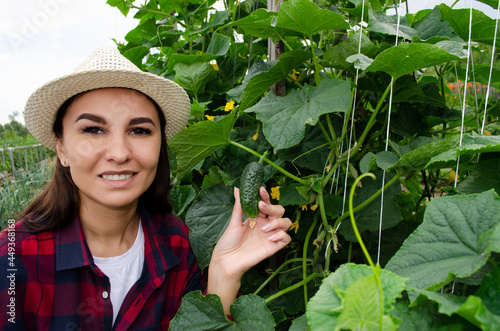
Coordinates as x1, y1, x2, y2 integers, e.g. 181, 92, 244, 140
56, 139, 67, 167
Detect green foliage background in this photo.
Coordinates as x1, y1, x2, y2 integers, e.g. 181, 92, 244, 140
105, 0, 500, 328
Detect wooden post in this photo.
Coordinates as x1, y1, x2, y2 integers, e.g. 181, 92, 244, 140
8, 148, 15, 174
267, 0, 285, 97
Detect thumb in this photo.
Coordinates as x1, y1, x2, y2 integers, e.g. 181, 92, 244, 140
228, 187, 244, 228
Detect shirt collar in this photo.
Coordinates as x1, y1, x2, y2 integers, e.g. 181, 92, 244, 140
55, 205, 180, 274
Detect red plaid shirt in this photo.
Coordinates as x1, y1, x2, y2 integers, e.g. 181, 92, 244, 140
0, 205, 205, 330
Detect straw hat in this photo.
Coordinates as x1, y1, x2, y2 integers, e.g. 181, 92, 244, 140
24, 46, 191, 152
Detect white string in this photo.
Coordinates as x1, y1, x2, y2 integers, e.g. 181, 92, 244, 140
454, 61, 464, 110
339, 0, 367, 226
481, 1, 500, 135
454, 0, 474, 188
376, 0, 401, 266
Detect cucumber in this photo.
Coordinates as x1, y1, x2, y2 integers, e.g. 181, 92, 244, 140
239, 161, 264, 218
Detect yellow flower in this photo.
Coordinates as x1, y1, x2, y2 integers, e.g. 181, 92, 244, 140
270, 186, 280, 200
289, 220, 299, 234
449, 170, 459, 181
224, 101, 235, 112
211, 63, 219, 71
300, 204, 308, 211
484, 130, 491, 136
205, 115, 215, 121
252, 133, 259, 141
310, 204, 318, 211
291, 73, 297, 82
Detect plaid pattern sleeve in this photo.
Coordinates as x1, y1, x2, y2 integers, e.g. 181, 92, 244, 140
0, 206, 205, 330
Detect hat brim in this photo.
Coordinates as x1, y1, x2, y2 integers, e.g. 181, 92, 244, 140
24, 69, 191, 152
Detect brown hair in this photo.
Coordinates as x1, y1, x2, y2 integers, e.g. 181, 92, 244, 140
19, 90, 172, 232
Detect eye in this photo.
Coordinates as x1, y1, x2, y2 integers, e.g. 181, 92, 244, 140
130, 127, 152, 135
82, 126, 104, 134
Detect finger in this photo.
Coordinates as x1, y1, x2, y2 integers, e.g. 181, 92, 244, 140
268, 231, 292, 244
258, 200, 285, 218
228, 187, 244, 228
259, 186, 271, 204
260, 218, 292, 233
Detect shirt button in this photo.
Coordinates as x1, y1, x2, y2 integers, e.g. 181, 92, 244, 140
102, 291, 109, 299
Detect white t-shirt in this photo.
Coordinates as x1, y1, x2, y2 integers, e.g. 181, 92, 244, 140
93, 221, 145, 324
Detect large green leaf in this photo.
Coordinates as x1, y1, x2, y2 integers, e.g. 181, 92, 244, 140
338, 171, 402, 242
323, 32, 378, 72
411, 265, 500, 331
227, 58, 275, 103
169, 291, 275, 330
366, 9, 418, 40
412, 7, 463, 42
184, 183, 233, 269
244, 79, 351, 150
169, 112, 236, 179
174, 62, 217, 96
427, 134, 500, 168
194, 10, 231, 35
386, 190, 500, 291
391, 135, 460, 171
307, 264, 406, 331
366, 42, 463, 79
454, 64, 500, 91
240, 50, 311, 110
229, 8, 277, 39
439, 4, 500, 45
276, 0, 350, 36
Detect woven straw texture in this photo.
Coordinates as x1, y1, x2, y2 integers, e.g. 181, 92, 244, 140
24, 47, 191, 151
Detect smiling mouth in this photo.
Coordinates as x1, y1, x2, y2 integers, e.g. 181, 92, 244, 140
101, 174, 135, 181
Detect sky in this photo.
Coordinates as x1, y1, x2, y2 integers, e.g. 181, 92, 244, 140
0, 0, 498, 125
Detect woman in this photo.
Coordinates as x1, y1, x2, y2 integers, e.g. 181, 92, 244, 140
0, 47, 291, 330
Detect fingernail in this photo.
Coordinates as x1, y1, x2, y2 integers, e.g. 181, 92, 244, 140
261, 223, 271, 231
268, 234, 278, 241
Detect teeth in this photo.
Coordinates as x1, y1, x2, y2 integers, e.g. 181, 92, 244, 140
102, 174, 133, 181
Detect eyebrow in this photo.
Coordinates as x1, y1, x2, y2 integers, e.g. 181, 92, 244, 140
75, 114, 156, 127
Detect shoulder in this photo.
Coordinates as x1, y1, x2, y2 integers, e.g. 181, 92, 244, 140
0, 219, 51, 250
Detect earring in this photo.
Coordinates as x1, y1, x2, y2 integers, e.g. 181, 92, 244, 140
61, 160, 66, 166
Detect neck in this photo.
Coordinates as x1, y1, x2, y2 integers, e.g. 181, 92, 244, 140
80, 200, 141, 258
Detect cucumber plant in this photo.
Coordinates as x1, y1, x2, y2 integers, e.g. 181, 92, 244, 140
108, 0, 500, 329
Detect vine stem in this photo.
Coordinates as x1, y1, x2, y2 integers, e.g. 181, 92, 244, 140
253, 258, 310, 295
348, 173, 384, 330
264, 273, 324, 304
229, 140, 309, 186
333, 170, 400, 231
303, 214, 319, 306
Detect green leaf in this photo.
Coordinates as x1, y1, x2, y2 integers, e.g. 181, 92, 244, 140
392, 76, 446, 106
169, 292, 275, 330
476, 0, 499, 9
106, 0, 132, 16
336, 274, 399, 331
338, 171, 402, 242
171, 185, 197, 217
240, 50, 311, 110
427, 134, 500, 168
366, 9, 418, 40
245, 79, 351, 150
439, 4, 500, 45
391, 136, 460, 171
289, 314, 308, 331
201, 165, 224, 190
184, 183, 233, 269
124, 18, 157, 45
174, 62, 217, 96
458, 155, 500, 195
229, 8, 277, 39
276, 0, 350, 36
345, 53, 374, 70
413, 7, 463, 42
169, 112, 236, 179
360, 152, 377, 174
280, 183, 308, 206
227, 58, 275, 103
206, 33, 231, 56
307, 264, 406, 331
194, 10, 231, 35
122, 46, 150, 68
375, 151, 399, 171
454, 64, 500, 91
385, 190, 500, 291
366, 42, 462, 79
324, 32, 378, 72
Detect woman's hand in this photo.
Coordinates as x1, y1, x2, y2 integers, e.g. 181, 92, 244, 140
207, 187, 292, 314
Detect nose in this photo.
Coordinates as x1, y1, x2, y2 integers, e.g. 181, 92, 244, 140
104, 133, 132, 164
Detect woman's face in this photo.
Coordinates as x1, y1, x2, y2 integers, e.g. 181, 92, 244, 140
56, 88, 162, 212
